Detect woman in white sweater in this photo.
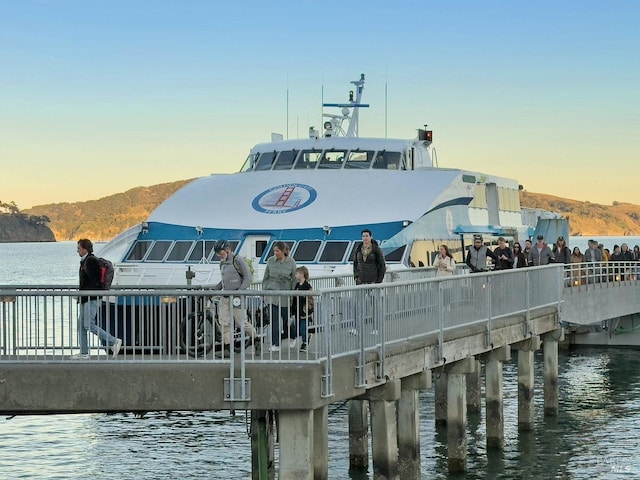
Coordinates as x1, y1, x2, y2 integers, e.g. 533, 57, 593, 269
434, 245, 456, 277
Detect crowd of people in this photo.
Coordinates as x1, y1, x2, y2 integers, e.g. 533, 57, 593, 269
75, 231, 639, 358
465, 234, 640, 273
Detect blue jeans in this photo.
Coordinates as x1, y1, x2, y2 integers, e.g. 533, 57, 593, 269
270, 304, 289, 346
289, 316, 311, 344
78, 299, 117, 354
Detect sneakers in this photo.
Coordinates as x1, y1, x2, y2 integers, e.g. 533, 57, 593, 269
289, 339, 297, 349
72, 353, 90, 360
299, 343, 307, 352
269, 345, 280, 352
112, 339, 122, 358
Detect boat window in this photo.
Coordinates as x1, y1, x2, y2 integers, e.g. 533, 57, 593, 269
273, 150, 298, 170
166, 241, 194, 262
240, 153, 258, 172
146, 240, 173, 262
345, 150, 375, 169
292, 241, 321, 262
319, 241, 350, 262
266, 241, 296, 259
125, 240, 153, 262
318, 150, 347, 169
384, 245, 406, 263
294, 150, 322, 169
254, 151, 277, 171
211, 240, 240, 261
372, 151, 402, 170
187, 240, 216, 262
348, 242, 362, 262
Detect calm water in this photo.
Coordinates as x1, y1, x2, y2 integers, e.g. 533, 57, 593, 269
1, 241, 639, 479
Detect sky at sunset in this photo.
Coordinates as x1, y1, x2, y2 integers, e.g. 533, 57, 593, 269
1, 0, 638, 209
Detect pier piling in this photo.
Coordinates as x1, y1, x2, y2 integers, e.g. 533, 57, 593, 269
514, 336, 541, 430
398, 372, 431, 478
483, 346, 511, 449
445, 356, 476, 473
348, 400, 369, 469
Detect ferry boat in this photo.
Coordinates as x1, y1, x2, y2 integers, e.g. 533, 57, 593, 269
99, 74, 563, 287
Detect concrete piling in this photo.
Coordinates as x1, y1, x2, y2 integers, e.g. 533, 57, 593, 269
368, 380, 401, 479
348, 400, 369, 469
312, 405, 329, 479
445, 356, 476, 473
514, 336, 540, 431
434, 371, 448, 426
483, 346, 511, 449
466, 360, 482, 413
278, 409, 314, 480
543, 328, 562, 416
398, 372, 431, 478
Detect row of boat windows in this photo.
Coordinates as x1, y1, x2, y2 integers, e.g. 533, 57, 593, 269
125, 239, 406, 264
240, 149, 407, 172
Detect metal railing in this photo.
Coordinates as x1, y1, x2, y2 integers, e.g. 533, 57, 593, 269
1, 264, 564, 399
563, 261, 639, 290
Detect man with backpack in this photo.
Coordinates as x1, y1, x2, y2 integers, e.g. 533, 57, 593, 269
212, 240, 258, 354
74, 238, 122, 359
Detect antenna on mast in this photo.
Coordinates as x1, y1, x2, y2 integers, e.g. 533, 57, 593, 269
322, 74, 369, 137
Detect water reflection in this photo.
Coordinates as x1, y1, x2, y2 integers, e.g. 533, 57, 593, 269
2, 348, 640, 478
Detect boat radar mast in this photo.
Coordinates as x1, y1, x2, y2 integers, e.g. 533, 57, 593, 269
321, 73, 369, 138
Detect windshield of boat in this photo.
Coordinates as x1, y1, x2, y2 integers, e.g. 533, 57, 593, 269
240, 149, 405, 171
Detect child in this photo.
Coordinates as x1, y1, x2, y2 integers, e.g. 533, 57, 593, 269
289, 266, 313, 352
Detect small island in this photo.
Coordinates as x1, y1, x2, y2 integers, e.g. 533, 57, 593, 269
0, 201, 55, 243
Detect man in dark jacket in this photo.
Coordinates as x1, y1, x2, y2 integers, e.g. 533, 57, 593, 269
353, 229, 386, 284
493, 237, 514, 270
75, 238, 122, 359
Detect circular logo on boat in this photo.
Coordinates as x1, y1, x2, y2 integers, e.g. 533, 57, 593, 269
252, 184, 317, 214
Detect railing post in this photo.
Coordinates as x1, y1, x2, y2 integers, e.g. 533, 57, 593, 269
376, 288, 385, 381
486, 275, 492, 348
321, 292, 334, 397
438, 282, 444, 362
524, 269, 531, 337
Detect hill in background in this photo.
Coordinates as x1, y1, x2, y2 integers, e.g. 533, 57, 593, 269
22, 180, 640, 241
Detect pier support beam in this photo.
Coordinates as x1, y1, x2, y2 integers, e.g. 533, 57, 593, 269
445, 356, 476, 473
434, 371, 448, 426
543, 328, 563, 417
513, 336, 541, 431
348, 400, 369, 469
251, 410, 273, 480
398, 372, 431, 478
278, 409, 314, 480
480, 346, 511, 450
313, 405, 329, 480
367, 379, 401, 479
466, 360, 482, 414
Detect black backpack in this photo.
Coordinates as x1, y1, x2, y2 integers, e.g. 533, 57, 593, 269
96, 257, 114, 290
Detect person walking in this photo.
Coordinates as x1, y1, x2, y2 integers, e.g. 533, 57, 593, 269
75, 238, 122, 359
262, 241, 297, 352
512, 242, 527, 268
434, 245, 456, 276
528, 235, 554, 266
493, 237, 514, 270
212, 240, 258, 354
465, 235, 497, 273
353, 229, 386, 284
289, 266, 314, 352
353, 229, 386, 336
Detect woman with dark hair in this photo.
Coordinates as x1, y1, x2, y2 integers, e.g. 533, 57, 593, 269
512, 242, 527, 268
262, 241, 297, 352
552, 236, 571, 264
434, 245, 456, 277
571, 247, 585, 285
